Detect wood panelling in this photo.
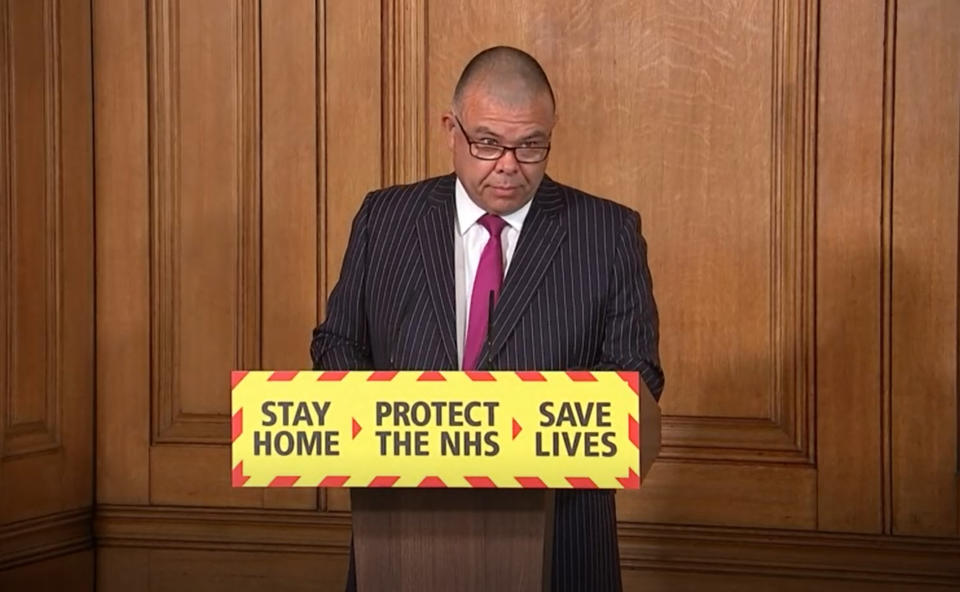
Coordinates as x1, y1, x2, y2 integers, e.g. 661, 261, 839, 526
0, 0, 94, 577
94, 0, 152, 505
815, 0, 885, 533
149, 0, 249, 445
98, 547, 346, 592
84, 0, 960, 589
429, 0, 815, 461
323, 0, 381, 292
95, 505, 350, 553
260, 0, 316, 376
622, 463, 816, 529
382, 0, 426, 186
0, 0, 93, 522
93, 506, 959, 588
620, 571, 960, 592
0, 508, 91, 570
891, 0, 960, 537
3, 0, 61, 460
424, 0, 817, 527
0, 549, 93, 592
95, 0, 319, 510
618, 523, 960, 587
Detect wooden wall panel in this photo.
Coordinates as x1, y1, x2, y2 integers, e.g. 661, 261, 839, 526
149, 0, 246, 443
427, 0, 784, 419
324, 0, 381, 292
98, 547, 346, 592
3, 0, 62, 467
95, 0, 320, 510
424, 0, 816, 528
91, 505, 959, 588
0, 550, 93, 592
94, 0, 152, 505
815, 0, 885, 533
0, 0, 93, 519
0, 0, 94, 572
891, 0, 960, 537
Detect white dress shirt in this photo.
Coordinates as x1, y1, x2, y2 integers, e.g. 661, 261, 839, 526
454, 177, 533, 367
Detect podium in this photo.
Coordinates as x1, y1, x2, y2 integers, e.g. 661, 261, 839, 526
350, 381, 660, 592
229, 370, 659, 591
352, 488, 555, 591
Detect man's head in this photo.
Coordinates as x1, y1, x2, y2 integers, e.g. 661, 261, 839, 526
442, 46, 556, 216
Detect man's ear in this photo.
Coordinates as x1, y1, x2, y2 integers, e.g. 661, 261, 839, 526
441, 111, 456, 150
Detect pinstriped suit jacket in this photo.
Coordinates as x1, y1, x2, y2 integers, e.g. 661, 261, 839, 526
311, 173, 663, 592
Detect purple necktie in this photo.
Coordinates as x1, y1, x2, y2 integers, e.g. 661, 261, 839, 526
463, 214, 508, 370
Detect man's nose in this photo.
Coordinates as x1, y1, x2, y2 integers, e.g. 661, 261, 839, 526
495, 148, 520, 173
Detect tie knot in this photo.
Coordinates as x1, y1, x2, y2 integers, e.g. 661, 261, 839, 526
478, 213, 507, 238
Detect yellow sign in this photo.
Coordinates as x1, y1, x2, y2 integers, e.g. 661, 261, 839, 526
231, 370, 644, 489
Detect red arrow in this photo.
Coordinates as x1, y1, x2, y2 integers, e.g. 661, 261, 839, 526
512, 418, 522, 440
352, 418, 362, 439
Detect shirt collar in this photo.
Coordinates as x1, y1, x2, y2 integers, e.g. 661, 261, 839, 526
454, 177, 534, 236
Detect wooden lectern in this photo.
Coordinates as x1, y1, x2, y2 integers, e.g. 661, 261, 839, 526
350, 382, 661, 592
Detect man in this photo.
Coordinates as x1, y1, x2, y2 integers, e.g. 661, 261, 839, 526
311, 46, 663, 592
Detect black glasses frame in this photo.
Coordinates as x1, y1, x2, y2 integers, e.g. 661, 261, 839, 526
454, 116, 551, 164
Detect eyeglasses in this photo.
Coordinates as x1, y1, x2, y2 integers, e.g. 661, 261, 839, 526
454, 116, 551, 164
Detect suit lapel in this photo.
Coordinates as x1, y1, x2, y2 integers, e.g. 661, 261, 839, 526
479, 176, 567, 367
417, 175, 458, 369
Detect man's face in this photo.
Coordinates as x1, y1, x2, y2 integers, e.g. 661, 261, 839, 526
443, 87, 555, 216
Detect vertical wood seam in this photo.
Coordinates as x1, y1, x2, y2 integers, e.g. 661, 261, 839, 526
317, 0, 328, 512
238, 0, 261, 373
880, 0, 897, 536
0, 0, 9, 459
45, 0, 63, 453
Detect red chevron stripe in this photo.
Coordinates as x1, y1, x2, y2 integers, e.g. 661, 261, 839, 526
368, 475, 400, 487
368, 371, 398, 381
417, 371, 446, 381
465, 371, 495, 381
352, 418, 362, 439
617, 371, 640, 395
231, 370, 249, 389
515, 371, 546, 381
268, 475, 300, 487
465, 476, 497, 488
616, 467, 640, 489
629, 415, 640, 448
318, 370, 349, 381
268, 371, 298, 381
566, 370, 597, 381
318, 475, 349, 487
515, 476, 547, 488
231, 462, 250, 487
418, 476, 447, 487
565, 477, 599, 489
231, 408, 243, 443
512, 418, 522, 440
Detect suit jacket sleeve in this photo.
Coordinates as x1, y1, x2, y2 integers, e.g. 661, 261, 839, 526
310, 193, 375, 370
595, 208, 665, 400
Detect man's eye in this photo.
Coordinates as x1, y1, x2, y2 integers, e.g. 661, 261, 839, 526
478, 138, 499, 146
